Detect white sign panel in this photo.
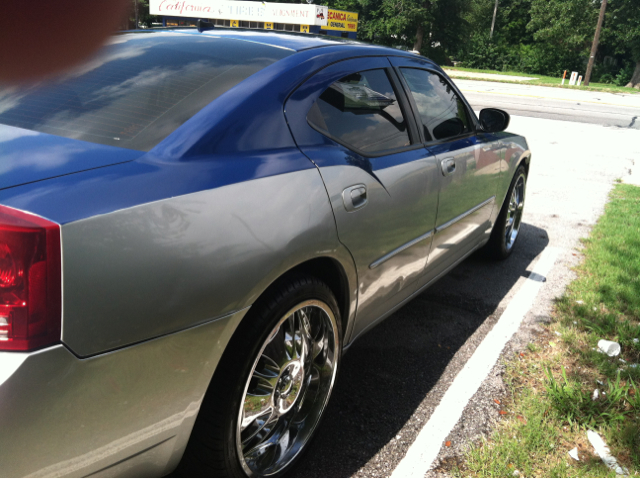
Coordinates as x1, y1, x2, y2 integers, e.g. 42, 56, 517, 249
569, 71, 578, 86
151, 0, 328, 26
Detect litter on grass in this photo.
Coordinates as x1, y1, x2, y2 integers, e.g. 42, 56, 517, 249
587, 430, 629, 477
597, 339, 621, 357
568, 447, 580, 461
592, 389, 600, 401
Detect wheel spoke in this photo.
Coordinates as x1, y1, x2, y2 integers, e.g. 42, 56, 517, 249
298, 308, 312, 363
243, 412, 293, 473
253, 353, 280, 380
292, 311, 304, 360
241, 404, 276, 445
299, 307, 313, 341
265, 331, 290, 369
284, 313, 296, 360
243, 423, 282, 474
312, 317, 327, 361
243, 441, 278, 473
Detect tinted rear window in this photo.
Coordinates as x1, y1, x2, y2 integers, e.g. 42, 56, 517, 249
0, 32, 292, 151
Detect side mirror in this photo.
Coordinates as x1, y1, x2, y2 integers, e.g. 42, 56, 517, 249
433, 117, 465, 140
479, 108, 510, 133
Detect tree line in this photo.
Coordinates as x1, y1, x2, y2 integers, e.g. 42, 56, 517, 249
131, 0, 640, 88
329, 0, 640, 88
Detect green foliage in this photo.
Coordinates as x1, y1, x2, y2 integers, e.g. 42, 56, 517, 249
546, 368, 638, 427
326, 0, 470, 62
459, 33, 510, 70
615, 60, 636, 86
603, 0, 640, 62
564, 185, 640, 325
461, 0, 533, 45
459, 36, 587, 76
454, 184, 640, 478
451, 0, 638, 82
528, 0, 598, 54
496, 0, 534, 45
459, 0, 603, 76
327, 0, 429, 47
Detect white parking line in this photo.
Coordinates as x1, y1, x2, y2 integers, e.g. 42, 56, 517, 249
390, 246, 560, 478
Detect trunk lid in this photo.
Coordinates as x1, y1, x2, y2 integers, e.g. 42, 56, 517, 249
0, 125, 142, 190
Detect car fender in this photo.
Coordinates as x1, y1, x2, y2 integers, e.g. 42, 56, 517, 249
490, 135, 530, 224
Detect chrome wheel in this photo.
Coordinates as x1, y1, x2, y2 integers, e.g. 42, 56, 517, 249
504, 172, 526, 251
236, 299, 339, 476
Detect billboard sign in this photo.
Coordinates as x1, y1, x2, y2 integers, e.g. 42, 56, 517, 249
150, 0, 329, 26
325, 9, 358, 32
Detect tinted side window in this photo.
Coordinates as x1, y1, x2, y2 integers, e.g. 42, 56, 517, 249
400, 68, 471, 142
307, 69, 411, 154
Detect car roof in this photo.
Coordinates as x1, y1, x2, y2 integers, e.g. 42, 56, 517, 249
129, 27, 414, 54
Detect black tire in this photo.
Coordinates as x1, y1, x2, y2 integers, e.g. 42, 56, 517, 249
178, 275, 342, 477
486, 164, 527, 260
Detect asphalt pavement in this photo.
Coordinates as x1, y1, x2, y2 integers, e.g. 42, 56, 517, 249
455, 79, 640, 129
288, 84, 640, 477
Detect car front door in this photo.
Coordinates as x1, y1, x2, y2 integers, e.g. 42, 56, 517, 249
285, 57, 440, 338
389, 57, 502, 284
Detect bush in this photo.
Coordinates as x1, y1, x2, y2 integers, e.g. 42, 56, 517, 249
459, 34, 587, 77
598, 73, 616, 84
459, 33, 514, 71
615, 61, 635, 87
460, 34, 496, 69
516, 43, 586, 77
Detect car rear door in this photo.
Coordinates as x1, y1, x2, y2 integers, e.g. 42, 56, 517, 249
389, 56, 502, 284
285, 57, 440, 338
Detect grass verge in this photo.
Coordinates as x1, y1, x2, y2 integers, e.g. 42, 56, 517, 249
449, 184, 640, 477
444, 66, 639, 94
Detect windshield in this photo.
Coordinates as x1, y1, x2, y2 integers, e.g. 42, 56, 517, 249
0, 32, 292, 151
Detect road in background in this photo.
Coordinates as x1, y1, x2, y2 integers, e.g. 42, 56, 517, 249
454, 79, 640, 129
289, 98, 640, 477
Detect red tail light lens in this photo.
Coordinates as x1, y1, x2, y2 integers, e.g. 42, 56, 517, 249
0, 205, 61, 351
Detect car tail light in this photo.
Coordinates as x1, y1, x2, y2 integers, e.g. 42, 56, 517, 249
0, 205, 61, 351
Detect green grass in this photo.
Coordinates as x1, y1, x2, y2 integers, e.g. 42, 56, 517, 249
450, 184, 640, 477
453, 352, 630, 478
444, 66, 639, 94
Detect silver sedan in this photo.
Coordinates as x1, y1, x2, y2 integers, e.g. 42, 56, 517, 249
0, 29, 529, 477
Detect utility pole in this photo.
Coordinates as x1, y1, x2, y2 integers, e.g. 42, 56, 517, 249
584, 0, 607, 86
490, 0, 499, 39
134, 0, 139, 29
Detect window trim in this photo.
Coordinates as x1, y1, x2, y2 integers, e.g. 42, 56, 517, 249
305, 67, 423, 159
393, 66, 480, 147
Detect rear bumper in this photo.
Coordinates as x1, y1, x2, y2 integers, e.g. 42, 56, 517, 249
0, 309, 246, 477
